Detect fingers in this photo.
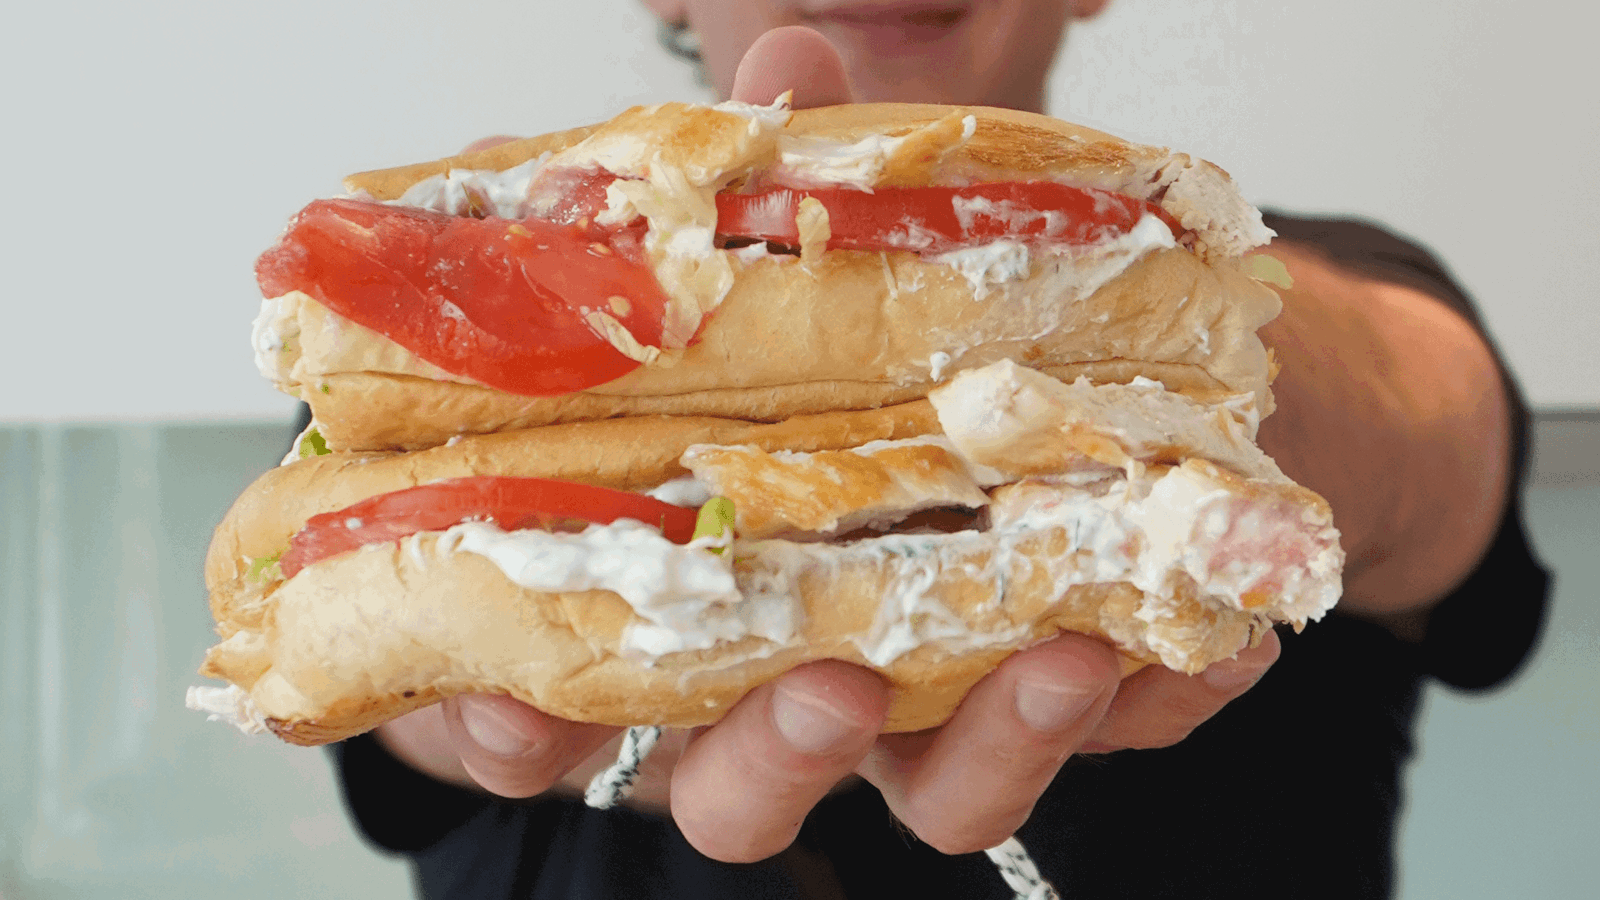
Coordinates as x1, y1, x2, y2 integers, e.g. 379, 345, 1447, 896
1082, 628, 1282, 752
670, 661, 889, 862
858, 634, 1121, 855
413, 628, 1272, 855
731, 26, 853, 108
440, 693, 620, 798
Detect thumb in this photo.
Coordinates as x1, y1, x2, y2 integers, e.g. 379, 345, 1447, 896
442, 693, 618, 798
731, 26, 853, 109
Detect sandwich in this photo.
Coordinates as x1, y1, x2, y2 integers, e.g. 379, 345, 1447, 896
189, 99, 1342, 745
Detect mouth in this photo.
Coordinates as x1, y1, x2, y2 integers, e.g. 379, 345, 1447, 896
798, 1, 974, 42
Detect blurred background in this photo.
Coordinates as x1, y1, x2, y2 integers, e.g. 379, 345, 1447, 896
2, 1, 1595, 897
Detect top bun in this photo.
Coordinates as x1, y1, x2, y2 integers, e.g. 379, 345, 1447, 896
346, 101, 1272, 261
258, 101, 1282, 452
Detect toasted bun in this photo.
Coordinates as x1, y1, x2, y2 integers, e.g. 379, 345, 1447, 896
204, 525, 1264, 746
201, 373, 1342, 746
258, 101, 1281, 452
347, 102, 1271, 260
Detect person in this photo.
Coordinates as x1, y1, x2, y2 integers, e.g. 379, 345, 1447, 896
327, 3, 1551, 897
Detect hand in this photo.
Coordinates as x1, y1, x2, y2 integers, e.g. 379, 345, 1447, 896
376, 626, 1277, 861
853, 632, 1280, 856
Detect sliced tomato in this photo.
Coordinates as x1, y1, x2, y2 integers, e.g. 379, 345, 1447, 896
714, 183, 1183, 254
256, 198, 666, 397
527, 166, 621, 229
279, 476, 700, 577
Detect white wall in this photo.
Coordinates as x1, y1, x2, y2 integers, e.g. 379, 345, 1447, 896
1056, 1, 1600, 411
3, 0, 1593, 421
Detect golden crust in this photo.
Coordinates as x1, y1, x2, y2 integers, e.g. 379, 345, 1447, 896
788, 103, 1170, 183
682, 440, 988, 539
335, 102, 1269, 260
343, 103, 1170, 200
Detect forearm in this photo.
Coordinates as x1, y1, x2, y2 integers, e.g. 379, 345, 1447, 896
1256, 243, 1512, 629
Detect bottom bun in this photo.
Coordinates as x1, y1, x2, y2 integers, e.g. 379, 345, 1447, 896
201, 464, 1332, 745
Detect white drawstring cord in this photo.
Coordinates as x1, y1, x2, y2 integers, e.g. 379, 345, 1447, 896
584, 724, 1064, 898
984, 836, 1062, 900
583, 725, 662, 809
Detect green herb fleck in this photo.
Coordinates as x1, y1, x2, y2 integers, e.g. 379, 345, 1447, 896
246, 553, 283, 584
298, 428, 331, 459
692, 496, 737, 554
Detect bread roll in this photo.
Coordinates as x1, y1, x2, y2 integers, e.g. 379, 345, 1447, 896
192, 102, 1339, 748
198, 364, 1341, 746
255, 100, 1281, 452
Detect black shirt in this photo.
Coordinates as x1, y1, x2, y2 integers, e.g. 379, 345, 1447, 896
328, 213, 1551, 899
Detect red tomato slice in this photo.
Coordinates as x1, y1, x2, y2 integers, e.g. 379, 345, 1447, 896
528, 165, 620, 228
256, 198, 666, 397
279, 476, 700, 577
714, 183, 1183, 254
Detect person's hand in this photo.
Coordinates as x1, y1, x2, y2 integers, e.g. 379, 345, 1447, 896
374, 24, 1281, 864
377, 626, 1277, 861
674, 628, 1280, 860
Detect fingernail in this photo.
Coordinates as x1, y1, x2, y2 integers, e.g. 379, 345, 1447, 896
1014, 679, 1098, 734
1202, 658, 1266, 692
771, 685, 857, 755
459, 699, 534, 757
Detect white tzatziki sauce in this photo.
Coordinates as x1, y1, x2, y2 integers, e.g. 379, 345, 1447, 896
646, 476, 714, 508
774, 132, 910, 188
931, 240, 1032, 299
388, 156, 547, 220
438, 468, 1335, 673
441, 520, 790, 660
185, 684, 270, 735
251, 293, 300, 384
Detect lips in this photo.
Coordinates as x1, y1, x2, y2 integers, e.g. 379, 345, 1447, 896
798, 1, 975, 42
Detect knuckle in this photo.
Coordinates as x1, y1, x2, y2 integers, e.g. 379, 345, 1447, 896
1092, 699, 1205, 752
1096, 673, 1234, 750
1118, 720, 1199, 751
1121, 706, 1205, 748
1162, 686, 1230, 726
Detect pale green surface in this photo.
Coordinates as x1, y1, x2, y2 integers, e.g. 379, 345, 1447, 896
0, 424, 1594, 899
1397, 484, 1600, 898
0, 424, 414, 899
